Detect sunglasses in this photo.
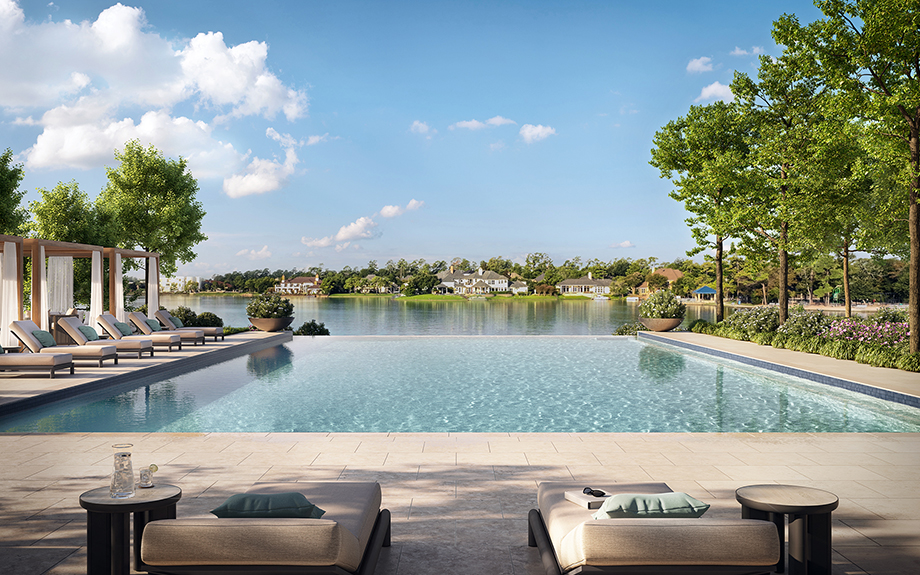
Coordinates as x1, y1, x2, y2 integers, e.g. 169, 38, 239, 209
583, 487, 606, 497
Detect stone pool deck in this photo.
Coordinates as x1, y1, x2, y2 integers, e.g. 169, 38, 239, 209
0, 332, 918, 575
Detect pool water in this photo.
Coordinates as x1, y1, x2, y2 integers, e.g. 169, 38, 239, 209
3, 337, 919, 433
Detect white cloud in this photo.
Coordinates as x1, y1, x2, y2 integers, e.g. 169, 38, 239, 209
302, 216, 379, 248
730, 46, 765, 56
410, 120, 435, 138
236, 245, 272, 260
486, 115, 515, 126
611, 241, 635, 249
379, 199, 424, 218
222, 127, 300, 197
490, 141, 505, 152
450, 119, 487, 130
520, 124, 556, 143
687, 56, 713, 73
406, 199, 423, 211
306, 133, 329, 146
694, 81, 734, 103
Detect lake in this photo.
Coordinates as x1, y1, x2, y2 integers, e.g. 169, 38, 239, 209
160, 294, 722, 335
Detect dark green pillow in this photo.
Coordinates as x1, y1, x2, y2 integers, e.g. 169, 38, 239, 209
114, 322, 133, 336
210, 492, 325, 519
32, 329, 57, 348
77, 325, 99, 341
172, 316, 184, 328
592, 492, 710, 519
145, 319, 162, 332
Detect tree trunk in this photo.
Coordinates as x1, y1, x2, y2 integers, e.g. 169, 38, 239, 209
761, 282, 767, 305
843, 244, 851, 318
778, 222, 788, 324
715, 235, 724, 322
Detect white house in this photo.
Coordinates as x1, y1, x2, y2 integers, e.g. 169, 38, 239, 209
438, 267, 509, 294
557, 272, 612, 296
160, 275, 201, 293
274, 275, 322, 295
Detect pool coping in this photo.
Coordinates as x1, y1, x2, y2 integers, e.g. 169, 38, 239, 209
639, 331, 920, 410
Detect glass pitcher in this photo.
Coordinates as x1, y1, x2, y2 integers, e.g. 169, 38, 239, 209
110, 443, 135, 498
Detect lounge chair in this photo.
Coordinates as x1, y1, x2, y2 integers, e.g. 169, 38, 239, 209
139, 481, 391, 575
154, 309, 224, 342
97, 313, 182, 352
0, 348, 74, 378
11, 320, 118, 368
130, 312, 205, 346
529, 482, 780, 575
58, 317, 154, 359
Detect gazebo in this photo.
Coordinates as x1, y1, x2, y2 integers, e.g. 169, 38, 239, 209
692, 286, 717, 301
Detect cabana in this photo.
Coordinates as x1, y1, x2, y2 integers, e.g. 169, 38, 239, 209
104, 247, 161, 321
0, 236, 24, 347
692, 286, 717, 301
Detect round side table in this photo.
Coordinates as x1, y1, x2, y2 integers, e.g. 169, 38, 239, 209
79, 484, 181, 575
736, 484, 838, 575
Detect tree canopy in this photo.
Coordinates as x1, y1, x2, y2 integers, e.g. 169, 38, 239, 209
0, 148, 29, 236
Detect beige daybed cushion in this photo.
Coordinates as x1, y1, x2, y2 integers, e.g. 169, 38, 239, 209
538, 482, 779, 571
0, 352, 71, 367
141, 482, 381, 570
11, 320, 116, 358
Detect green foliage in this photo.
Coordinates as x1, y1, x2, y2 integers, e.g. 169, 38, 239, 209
854, 344, 903, 370
246, 293, 294, 318
750, 331, 775, 346
99, 140, 207, 277
0, 148, 29, 235
293, 319, 330, 336
872, 307, 908, 324
223, 326, 251, 335
638, 289, 686, 319
896, 352, 920, 372
196, 312, 224, 327
614, 321, 648, 336
686, 319, 708, 332
775, 307, 831, 338
784, 336, 823, 354
818, 339, 858, 361
722, 306, 780, 336
771, 333, 787, 349
169, 306, 197, 327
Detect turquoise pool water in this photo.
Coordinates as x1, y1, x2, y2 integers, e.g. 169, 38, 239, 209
3, 337, 919, 433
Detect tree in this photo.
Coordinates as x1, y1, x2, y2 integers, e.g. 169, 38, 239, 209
98, 140, 207, 277
650, 101, 752, 321
0, 148, 29, 235
774, 0, 920, 349
646, 273, 669, 292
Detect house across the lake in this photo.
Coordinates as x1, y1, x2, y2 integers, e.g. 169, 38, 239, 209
274, 275, 322, 295
556, 272, 612, 296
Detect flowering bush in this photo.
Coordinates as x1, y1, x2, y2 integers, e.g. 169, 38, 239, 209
872, 307, 907, 324
246, 293, 294, 318
638, 290, 686, 319
776, 307, 831, 338
615, 321, 649, 335
722, 306, 780, 335
823, 317, 908, 347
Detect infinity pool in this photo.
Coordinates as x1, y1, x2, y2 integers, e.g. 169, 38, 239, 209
3, 337, 919, 433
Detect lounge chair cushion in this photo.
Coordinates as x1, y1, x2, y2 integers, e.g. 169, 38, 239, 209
142, 482, 381, 571
146, 319, 162, 332
114, 322, 133, 335
32, 330, 57, 347
592, 492, 710, 519
77, 325, 99, 341
211, 492, 325, 519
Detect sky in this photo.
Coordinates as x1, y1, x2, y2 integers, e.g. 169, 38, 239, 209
0, 0, 825, 278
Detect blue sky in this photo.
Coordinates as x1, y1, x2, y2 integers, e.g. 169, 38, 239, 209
0, 0, 823, 277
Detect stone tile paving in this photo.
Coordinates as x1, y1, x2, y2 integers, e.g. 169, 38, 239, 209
0, 431, 917, 574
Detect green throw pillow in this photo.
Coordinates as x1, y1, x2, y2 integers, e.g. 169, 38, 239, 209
171, 316, 184, 328
114, 322, 133, 336
592, 492, 710, 519
77, 325, 100, 341
31, 329, 57, 348
210, 492, 325, 519
145, 319, 161, 332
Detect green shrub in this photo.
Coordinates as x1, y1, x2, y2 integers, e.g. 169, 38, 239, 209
687, 319, 708, 332
722, 306, 780, 336
818, 339, 858, 361
751, 331, 775, 346
615, 321, 648, 336
293, 319, 330, 336
776, 306, 830, 338
196, 312, 224, 327
638, 290, 686, 319
246, 293, 294, 318
896, 352, 920, 372
169, 306, 197, 327
854, 344, 901, 369
771, 333, 787, 349
872, 307, 907, 324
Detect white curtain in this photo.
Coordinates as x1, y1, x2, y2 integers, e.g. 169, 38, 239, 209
147, 257, 159, 313
89, 251, 103, 328
0, 242, 19, 346
48, 256, 73, 314
114, 253, 125, 322
39, 245, 49, 330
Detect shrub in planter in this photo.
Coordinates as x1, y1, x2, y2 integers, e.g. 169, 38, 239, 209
294, 319, 330, 336
246, 293, 295, 318
196, 311, 224, 327
170, 306, 197, 327
638, 290, 686, 319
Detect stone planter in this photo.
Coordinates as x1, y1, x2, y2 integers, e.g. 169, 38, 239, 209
248, 317, 294, 332
639, 317, 683, 332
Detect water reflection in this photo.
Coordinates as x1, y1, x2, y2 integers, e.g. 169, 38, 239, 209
637, 345, 687, 382
247, 344, 294, 377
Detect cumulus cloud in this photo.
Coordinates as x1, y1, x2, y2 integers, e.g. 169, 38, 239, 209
379, 199, 424, 218
450, 116, 516, 130
236, 245, 272, 260
306, 133, 329, 146
694, 81, 734, 103
611, 241, 635, 249
486, 115, 515, 126
730, 46, 765, 56
222, 127, 300, 198
410, 120, 436, 139
0, 1, 307, 181
687, 56, 713, 73
520, 124, 556, 143
302, 216, 379, 248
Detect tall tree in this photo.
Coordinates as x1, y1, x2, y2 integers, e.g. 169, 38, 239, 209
650, 101, 752, 321
98, 140, 207, 277
0, 148, 29, 235
774, 0, 920, 349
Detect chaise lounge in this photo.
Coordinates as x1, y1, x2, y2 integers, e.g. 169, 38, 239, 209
155, 310, 224, 342
11, 320, 118, 368
97, 313, 182, 352
130, 312, 205, 346
529, 482, 780, 575
138, 481, 391, 575
57, 317, 155, 359
0, 347, 73, 378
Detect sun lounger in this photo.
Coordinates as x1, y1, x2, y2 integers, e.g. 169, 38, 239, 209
97, 313, 181, 352
529, 482, 780, 575
58, 317, 154, 359
154, 309, 224, 342
130, 312, 205, 346
139, 481, 391, 575
11, 320, 118, 368
0, 349, 73, 378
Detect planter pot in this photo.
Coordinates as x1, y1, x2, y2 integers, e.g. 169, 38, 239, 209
248, 317, 294, 332
639, 317, 683, 332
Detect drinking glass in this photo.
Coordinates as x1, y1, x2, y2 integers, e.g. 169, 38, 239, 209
109, 443, 135, 499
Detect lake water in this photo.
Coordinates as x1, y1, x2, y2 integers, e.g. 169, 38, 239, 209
160, 295, 722, 335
